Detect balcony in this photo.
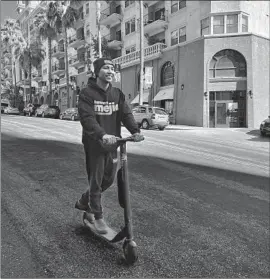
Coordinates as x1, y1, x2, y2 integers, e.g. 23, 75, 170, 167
32, 71, 42, 82
100, 4, 122, 27
52, 62, 65, 76
4, 74, 12, 82
144, 1, 159, 6
3, 51, 11, 58
4, 61, 12, 70
68, 33, 85, 49
52, 44, 65, 58
104, 32, 122, 50
69, 53, 86, 68
112, 43, 167, 68
140, 9, 168, 36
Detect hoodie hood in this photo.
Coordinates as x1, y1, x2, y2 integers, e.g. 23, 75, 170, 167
87, 77, 112, 95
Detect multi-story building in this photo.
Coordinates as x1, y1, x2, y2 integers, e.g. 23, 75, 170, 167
14, 0, 269, 128
99, 0, 269, 128
15, 0, 92, 111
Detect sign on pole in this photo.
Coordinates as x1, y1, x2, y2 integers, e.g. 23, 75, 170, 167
144, 66, 153, 89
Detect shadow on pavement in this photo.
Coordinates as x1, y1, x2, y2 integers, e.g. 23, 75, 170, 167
246, 130, 270, 142
2, 132, 269, 276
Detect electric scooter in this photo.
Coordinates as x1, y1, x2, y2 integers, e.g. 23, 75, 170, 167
82, 136, 139, 265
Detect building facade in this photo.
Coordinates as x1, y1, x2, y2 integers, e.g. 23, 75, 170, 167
14, 0, 269, 128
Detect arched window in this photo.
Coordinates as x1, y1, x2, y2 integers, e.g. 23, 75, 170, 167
160, 61, 174, 86
209, 49, 246, 78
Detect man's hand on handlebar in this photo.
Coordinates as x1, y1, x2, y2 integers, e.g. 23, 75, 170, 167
102, 133, 144, 145
132, 133, 144, 142
102, 134, 117, 145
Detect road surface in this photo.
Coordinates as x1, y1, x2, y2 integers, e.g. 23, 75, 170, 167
1, 114, 269, 278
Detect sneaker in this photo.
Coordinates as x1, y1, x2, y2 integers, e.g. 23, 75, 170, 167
94, 218, 109, 234
75, 199, 89, 211
84, 211, 95, 224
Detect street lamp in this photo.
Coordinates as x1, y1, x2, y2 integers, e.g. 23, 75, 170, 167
139, 0, 144, 105
96, 0, 102, 58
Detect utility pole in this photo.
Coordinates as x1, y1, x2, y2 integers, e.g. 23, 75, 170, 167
139, 0, 144, 105
96, 0, 102, 58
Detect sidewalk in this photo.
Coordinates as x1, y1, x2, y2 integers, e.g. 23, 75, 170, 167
166, 124, 259, 134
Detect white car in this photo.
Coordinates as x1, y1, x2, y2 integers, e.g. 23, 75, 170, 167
4, 106, 20, 115
132, 105, 169, 130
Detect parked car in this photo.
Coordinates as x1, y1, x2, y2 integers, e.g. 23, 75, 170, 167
3, 106, 20, 115
23, 103, 41, 116
1, 100, 10, 113
35, 104, 60, 119
60, 107, 80, 121
132, 105, 169, 130
260, 116, 270, 136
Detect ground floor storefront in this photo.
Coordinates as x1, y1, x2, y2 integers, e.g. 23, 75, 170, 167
115, 34, 269, 129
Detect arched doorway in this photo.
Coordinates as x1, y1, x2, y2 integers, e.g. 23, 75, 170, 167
40, 96, 44, 105
208, 49, 247, 128
159, 61, 175, 114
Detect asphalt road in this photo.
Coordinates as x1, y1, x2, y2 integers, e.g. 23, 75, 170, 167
1, 114, 269, 278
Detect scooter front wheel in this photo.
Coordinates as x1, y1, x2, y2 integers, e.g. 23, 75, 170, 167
123, 239, 138, 265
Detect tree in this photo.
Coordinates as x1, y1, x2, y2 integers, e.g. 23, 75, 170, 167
15, 39, 45, 103
37, 1, 81, 108
1, 18, 27, 106
91, 34, 111, 59
34, 4, 59, 105
52, 1, 80, 108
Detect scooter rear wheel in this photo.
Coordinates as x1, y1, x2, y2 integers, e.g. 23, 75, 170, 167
123, 239, 138, 265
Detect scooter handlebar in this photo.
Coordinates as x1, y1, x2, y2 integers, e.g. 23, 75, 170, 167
116, 136, 136, 143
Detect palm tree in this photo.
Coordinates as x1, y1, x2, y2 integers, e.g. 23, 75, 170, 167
50, 1, 80, 108
34, 5, 59, 105
1, 18, 27, 106
15, 39, 46, 103
38, 1, 81, 108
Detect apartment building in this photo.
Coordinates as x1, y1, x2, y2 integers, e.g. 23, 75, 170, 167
15, 0, 94, 112
14, 0, 269, 128
97, 0, 269, 128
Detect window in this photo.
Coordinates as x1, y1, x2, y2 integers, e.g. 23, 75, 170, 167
242, 15, 248, 32
125, 18, 136, 35
171, 26, 186, 46
213, 15, 224, 34
201, 17, 209, 36
171, 30, 178, 46
86, 3, 89, 14
125, 0, 135, 8
179, 26, 186, 43
171, 0, 186, 14
126, 45, 136, 54
209, 49, 247, 78
43, 68, 47, 74
161, 61, 175, 86
138, 107, 146, 113
226, 14, 238, 33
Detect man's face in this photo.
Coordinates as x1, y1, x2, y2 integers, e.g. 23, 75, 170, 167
98, 64, 115, 83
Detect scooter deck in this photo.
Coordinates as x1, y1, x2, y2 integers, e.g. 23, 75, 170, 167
83, 218, 118, 242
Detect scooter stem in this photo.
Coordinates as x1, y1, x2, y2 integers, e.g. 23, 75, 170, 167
120, 142, 134, 241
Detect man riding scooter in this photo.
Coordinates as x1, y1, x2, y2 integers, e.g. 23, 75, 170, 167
75, 58, 144, 234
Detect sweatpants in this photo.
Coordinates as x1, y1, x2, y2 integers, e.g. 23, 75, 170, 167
81, 142, 119, 219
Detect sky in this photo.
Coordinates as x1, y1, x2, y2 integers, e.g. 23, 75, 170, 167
1, 1, 17, 24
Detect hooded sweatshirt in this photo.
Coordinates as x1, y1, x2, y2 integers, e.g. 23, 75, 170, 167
78, 78, 140, 152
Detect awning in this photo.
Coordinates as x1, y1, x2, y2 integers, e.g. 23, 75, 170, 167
130, 91, 149, 104
153, 87, 174, 101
